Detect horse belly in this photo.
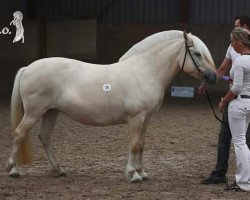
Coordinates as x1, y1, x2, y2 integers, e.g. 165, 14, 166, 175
64, 108, 127, 126
57, 94, 127, 126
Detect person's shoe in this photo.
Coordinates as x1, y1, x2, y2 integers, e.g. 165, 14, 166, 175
225, 181, 243, 192
200, 170, 227, 184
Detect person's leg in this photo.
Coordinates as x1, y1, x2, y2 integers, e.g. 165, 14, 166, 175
201, 105, 230, 184
215, 105, 232, 174
228, 100, 250, 191
245, 123, 250, 150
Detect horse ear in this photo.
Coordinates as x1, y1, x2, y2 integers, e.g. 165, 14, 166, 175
183, 31, 194, 47
183, 31, 188, 40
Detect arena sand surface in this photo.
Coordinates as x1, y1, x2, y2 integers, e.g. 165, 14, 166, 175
0, 97, 249, 200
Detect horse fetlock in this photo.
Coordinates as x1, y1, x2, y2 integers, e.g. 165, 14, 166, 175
126, 165, 135, 177
5, 158, 15, 172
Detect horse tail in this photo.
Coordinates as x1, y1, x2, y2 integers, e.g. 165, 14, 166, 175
11, 67, 32, 165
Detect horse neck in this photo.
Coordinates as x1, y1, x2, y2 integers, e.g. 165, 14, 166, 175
143, 40, 184, 89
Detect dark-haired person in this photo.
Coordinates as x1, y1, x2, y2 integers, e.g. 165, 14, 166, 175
219, 27, 250, 191
199, 16, 250, 184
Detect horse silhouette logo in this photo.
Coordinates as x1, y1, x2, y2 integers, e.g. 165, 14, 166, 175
10, 11, 24, 43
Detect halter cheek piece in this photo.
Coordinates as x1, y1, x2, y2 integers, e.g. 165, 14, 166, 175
181, 32, 206, 81
181, 32, 225, 125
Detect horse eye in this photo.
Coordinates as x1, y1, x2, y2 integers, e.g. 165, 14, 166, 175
194, 52, 201, 57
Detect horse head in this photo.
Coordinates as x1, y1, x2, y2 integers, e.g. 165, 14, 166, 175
180, 32, 217, 84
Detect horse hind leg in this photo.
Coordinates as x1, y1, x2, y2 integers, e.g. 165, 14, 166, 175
6, 115, 37, 177
38, 109, 65, 177
126, 115, 147, 183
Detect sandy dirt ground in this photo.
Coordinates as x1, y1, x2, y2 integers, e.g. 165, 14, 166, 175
1, 97, 250, 200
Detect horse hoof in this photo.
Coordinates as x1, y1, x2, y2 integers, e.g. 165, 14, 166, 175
140, 171, 149, 181
9, 172, 21, 178
131, 172, 142, 183
50, 165, 66, 177
55, 171, 66, 177
9, 168, 20, 178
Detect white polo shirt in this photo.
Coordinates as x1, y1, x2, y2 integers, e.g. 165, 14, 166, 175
226, 45, 240, 63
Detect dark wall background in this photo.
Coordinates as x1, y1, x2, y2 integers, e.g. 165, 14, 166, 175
0, 19, 97, 96
0, 20, 230, 98
0, 0, 247, 98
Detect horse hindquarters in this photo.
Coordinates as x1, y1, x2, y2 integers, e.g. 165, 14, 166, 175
6, 67, 33, 177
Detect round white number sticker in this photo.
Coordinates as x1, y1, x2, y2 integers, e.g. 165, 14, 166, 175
103, 84, 111, 92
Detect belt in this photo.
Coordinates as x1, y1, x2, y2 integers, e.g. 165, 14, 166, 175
240, 95, 250, 99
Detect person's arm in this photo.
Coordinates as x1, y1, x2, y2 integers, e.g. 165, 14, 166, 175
219, 91, 237, 112
219, 61, 243, 112
216, 57, 232, 78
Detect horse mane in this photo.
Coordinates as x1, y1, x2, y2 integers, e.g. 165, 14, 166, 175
119, 30, 184, 62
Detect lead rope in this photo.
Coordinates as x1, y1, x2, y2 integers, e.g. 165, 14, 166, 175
183, 43, 224, 124
205, 90, 229, 189
205, 90, 227, 124
182, 34, 226, 124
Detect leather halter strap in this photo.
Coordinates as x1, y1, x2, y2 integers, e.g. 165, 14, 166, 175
181, 32, 205, 79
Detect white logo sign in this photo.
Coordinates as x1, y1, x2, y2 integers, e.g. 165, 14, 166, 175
103, 84, 111, 92
10, 11, 24, 43
0, 27, 11, 35
0, 11, 24, 44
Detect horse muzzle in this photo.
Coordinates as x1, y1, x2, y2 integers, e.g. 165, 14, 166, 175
201, 70, 217, 84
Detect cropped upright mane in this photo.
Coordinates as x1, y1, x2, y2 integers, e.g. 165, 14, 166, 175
119, 30, 184, 62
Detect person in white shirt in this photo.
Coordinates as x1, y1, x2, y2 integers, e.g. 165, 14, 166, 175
200, 16, 250, 185
219, 27, 250, 192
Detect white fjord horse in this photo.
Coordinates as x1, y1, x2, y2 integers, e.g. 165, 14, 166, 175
6, 30, 216, 182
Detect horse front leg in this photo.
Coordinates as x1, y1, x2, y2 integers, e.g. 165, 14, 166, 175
137, 121, 149, 181
126, 115, 146, 183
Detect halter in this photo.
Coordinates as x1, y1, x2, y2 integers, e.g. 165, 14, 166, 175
181, 32, 206, 81
181, 32, 225, 124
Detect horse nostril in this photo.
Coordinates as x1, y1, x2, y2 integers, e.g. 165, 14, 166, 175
202, 73, 216, 84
